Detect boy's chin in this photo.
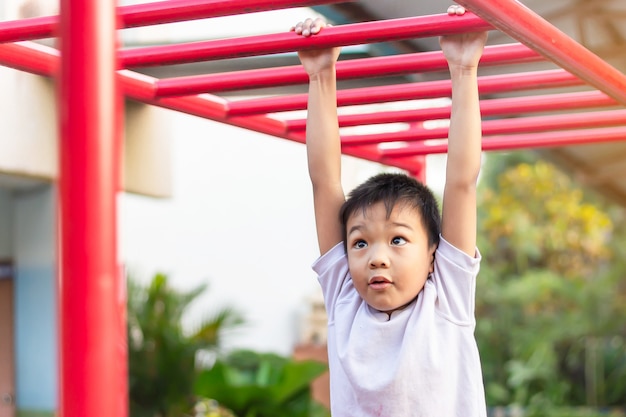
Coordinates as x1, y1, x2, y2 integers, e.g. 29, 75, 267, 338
369, 296, 418, 314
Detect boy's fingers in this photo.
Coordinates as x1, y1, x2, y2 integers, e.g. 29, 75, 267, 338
447, 5, 466, 15
292, 21, 306, 35
293, 17, 328, 36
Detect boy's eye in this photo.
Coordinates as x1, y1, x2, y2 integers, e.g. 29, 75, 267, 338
391, 236, 407, 245
353, 240, 367, 249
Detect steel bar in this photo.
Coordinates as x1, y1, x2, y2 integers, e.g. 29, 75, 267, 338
0, 41, 59, 76
227, 69, 584, 116
457, 0, 626, 104
0, 0, 349, 43
121, 0, 349, 28
121, 13, 492, 67
0, 16, 56, 43
155, 43, 542, 96
0, 41, 414, 170
380, 126, 626, 157
286, 90, 619, 131
122, 72, 423, 171
58, 0, 125, 416
341, 109, 626, 146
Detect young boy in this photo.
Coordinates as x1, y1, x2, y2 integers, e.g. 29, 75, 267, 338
293, 5, 488, 416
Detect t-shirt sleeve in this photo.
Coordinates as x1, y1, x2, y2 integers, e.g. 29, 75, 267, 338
312, 242, 350, 321
431, 235, 481, 326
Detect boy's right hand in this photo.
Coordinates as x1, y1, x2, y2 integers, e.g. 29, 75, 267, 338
291, 18, 341, 78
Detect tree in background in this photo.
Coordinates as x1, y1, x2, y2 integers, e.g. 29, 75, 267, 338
127, 273, 245, 417
475, 153, 626, 413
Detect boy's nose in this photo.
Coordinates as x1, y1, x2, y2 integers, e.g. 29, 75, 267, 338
369, 246, 389, 268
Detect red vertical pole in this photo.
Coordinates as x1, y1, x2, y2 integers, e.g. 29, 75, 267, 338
58, 0, 125, 416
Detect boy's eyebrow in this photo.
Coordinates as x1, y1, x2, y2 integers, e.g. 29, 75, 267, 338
347, 221, 414, 236
390, 221, 414, 230
347, 224, 364, 236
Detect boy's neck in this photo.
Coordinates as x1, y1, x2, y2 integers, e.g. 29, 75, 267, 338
377, 294, 419, 321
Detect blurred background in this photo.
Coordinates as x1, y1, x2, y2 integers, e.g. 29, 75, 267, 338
0, 0, 624, 416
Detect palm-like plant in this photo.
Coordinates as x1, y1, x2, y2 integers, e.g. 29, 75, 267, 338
194, 349, 329, 417
127, 273, 244, 417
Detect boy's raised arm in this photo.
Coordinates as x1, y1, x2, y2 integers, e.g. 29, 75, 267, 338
440, 6, 488, 256
294, 19, 345, 255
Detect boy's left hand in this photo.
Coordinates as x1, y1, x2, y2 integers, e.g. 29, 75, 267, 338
439, 5, 488, 70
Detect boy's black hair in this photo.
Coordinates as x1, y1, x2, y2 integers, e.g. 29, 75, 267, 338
340, 172, 441, 250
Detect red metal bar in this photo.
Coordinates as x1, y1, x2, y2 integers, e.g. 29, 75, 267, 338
5, 11, 622, 175
0, 0, 348, 43
0, 38, 419, 172
121, 0, 350, 28
380, 126, 626, 157
457, 0, 626, 105
341, 109, 626, 146
286, 90, 619, 131
0, 41, 59, 76
58, 1, 124, 417
121, 13, 492, 67
0, 41, 284, 142
155, 43, 542, 96
0, 16, 57, 43
120, 71, 425, 170
227, 69, 584, 116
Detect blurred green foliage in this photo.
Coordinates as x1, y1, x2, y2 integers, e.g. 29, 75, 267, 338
194, 349, 329, 417
127, 273, 245, 417
476, 153, 626, 413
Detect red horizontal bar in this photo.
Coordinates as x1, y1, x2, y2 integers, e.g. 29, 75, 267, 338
0, 41, 412, 170
121, 0, 349, 28
458, 0, 626, 105
286, 90, 619, 131
0, 41, 59, 75
0, 0, 348, 43
379, 126, 626, 157
155, 42, 542, 96
227, 69, 584, 116
341, 109, 626, 146
121, 13, 492, 67
0, 16, 57, 42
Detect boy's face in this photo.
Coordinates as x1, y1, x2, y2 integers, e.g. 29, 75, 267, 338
346, 201, 435, 313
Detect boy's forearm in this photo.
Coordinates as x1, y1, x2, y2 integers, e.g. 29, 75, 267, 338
446, 66, 482, 185
306, 68, 342, 188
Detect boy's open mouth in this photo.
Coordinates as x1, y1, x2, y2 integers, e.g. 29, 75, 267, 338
369, 276, 392, 289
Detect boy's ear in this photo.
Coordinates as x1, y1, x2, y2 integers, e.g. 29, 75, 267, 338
428, 244, 437, 274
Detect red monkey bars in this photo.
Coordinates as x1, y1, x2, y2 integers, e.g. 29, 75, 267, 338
1, 0, 626, 416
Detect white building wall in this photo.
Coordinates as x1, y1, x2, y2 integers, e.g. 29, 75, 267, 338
120, 111, 389, 355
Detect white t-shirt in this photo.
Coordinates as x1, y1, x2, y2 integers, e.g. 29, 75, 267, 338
312, 236, 487, 417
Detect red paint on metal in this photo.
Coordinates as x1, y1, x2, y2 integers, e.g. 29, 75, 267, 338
341, 108, 626, 146
0, 0, 349, 43
227, 69, 583, 116
457, 0, 626, 104
121, 13, 492, 67
380, 126, 626, 157
286, 91, 619, 131
57, 0, 125, 416
0, 15, 57, 43
0, 41, 59, 75
155, 43, 542, 96
120, 0, 349, 28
